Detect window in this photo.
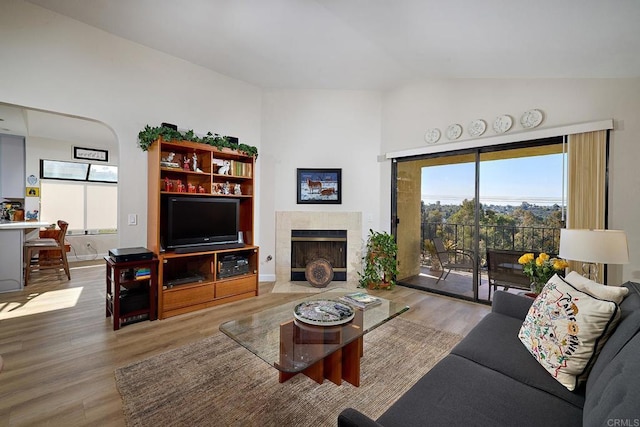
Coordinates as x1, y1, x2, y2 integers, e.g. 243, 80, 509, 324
39, 160, 118, 234
40, 159, 118, 183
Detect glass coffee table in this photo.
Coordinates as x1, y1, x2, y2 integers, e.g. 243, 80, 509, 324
220, 288, 409, 386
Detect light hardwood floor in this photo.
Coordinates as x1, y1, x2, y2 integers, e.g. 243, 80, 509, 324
0, 263, 490, 426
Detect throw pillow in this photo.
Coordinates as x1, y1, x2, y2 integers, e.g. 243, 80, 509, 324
563, 271, 629, 304
518, 274, 620, 391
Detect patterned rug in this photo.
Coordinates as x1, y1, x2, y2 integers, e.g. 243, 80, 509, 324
270, 280, 361, 293
115, 317, 462, 427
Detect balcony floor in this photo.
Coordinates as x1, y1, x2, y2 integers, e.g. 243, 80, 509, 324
399, 266, 527, 302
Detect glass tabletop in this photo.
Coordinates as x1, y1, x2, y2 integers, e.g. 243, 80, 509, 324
219, 288, 409, 373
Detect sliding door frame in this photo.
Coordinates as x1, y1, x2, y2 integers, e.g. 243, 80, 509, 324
391, 136, 569, 303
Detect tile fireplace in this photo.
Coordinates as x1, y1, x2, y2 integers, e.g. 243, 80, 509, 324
275, 212, 362, 286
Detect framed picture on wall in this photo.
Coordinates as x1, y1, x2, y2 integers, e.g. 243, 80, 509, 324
296, 168, 342, 204
73, 146, 109, 162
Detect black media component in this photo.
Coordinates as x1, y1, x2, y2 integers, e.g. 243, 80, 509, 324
119, 287, 149, 314
109, 247, 154, 263
219, 255, 249, 278
161, 122, 178, 131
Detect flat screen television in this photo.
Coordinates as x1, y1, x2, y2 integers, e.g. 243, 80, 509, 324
163, 196, 240, 252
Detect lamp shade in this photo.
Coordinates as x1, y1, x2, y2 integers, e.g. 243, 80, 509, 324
559, 229, 629, 264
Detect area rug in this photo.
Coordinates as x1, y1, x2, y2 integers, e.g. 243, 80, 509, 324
271, 280, 360, 293
115, 317, 462, 427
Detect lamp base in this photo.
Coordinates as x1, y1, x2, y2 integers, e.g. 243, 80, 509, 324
581, 262, 599, 282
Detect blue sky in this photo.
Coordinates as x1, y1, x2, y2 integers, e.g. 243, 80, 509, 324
421, 154, 566, 206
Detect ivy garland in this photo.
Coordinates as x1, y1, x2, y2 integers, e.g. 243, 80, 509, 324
137, 125, 258, 158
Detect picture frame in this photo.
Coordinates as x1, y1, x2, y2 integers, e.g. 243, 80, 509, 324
73, 146, 108, 162
296, 168, 342, 204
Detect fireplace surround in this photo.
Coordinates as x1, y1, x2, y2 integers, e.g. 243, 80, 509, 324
275, 212, 362, 288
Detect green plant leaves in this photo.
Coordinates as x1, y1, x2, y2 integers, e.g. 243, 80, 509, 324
137, 125, 258, 158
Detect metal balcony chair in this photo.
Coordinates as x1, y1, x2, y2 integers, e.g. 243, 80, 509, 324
432, 237, 475, 284
23, 220, 71, 286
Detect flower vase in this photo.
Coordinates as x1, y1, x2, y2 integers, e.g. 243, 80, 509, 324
530, 282, 545, 294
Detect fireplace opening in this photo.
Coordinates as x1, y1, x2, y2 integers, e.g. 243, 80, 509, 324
291, 229, 347, 281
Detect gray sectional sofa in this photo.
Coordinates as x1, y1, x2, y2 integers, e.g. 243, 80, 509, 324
338, 282, 640, 426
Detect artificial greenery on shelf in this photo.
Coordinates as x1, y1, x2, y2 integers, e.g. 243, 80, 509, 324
137, 125, 258, 158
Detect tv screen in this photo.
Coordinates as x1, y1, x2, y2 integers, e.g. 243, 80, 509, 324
164, 196, 239, 250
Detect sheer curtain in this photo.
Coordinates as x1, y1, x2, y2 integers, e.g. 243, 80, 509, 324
566, 130, 608, 282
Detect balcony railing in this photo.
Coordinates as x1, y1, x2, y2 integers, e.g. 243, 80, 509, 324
422, 222, 561, 266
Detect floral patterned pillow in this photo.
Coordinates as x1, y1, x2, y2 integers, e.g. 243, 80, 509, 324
518, 274, 620, 391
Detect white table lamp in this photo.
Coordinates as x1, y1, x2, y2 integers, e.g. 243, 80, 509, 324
559, 229, 629, 281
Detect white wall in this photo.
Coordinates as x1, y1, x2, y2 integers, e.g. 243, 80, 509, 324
259, 90, 382, 279
0, 0, 262, 250
381, 78, 640, 283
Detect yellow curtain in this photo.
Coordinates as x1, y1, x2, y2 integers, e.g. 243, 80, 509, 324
566, 130, 607, 282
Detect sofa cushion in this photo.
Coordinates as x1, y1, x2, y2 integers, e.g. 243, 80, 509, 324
564, 271, 628, 304
376, 354, 582, 427
451, 311, 586, 407
518, 275, 620, 391
587, 282, 640, 392
582, 330, 640, 426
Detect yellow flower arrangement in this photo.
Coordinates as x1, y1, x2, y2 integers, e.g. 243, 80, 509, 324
518, 252, 569, 293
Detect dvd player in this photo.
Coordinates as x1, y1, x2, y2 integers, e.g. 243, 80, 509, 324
109, 247, 154, 263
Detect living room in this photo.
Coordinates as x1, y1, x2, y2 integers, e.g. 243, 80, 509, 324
1, 0, 639, 425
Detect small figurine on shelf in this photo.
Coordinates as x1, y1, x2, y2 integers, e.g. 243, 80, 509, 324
187, 183, 196, 193
177, 180, 186, 192
212, 184, 220, 194
198, 185, 206, 193
234, 183, 242, 195
161, 152, 179, 168
223, 181, 231, 195
164, 177, 173, 192
218, 160, 231, 175
183, 155, 190, 171
192, 152, 202, 172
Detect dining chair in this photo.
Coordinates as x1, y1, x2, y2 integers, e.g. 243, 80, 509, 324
23, 220, 71, 286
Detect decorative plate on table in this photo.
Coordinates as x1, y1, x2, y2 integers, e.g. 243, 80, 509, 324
424, 128, 441, 144
493, 115, 513, 134
293, 299, 355, 326
468, 119, 487, 137
520, 109, 544, 128
446, 124, 463, 140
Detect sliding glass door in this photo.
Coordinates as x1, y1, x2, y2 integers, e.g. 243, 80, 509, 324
393, 138, 566, 303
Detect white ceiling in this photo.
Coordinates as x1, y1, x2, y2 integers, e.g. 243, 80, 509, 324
0, 103, 115, 148
24, 0, 640, 90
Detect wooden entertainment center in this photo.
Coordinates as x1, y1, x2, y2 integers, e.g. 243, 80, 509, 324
147, 137, 258, 319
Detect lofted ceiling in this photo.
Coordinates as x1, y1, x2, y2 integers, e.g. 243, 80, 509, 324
24, 0, 640, 90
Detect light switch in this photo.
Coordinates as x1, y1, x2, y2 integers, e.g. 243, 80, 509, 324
127, 214, 137, 226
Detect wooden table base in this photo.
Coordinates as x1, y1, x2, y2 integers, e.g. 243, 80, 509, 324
278, 319, 364, 386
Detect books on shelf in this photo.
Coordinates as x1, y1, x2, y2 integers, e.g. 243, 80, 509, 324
134, 267, 151, 280
212, 158, 252, 177
340, 292, 382, 309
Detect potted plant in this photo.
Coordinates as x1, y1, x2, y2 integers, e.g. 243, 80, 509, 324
358, 229, 399, 290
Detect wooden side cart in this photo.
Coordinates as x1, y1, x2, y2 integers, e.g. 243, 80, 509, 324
105, 256, 158, 330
